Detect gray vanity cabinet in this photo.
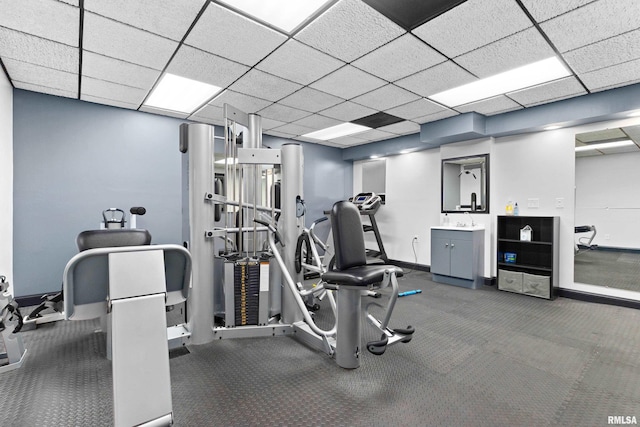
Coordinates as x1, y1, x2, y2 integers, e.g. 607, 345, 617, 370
431, 227, 484, 289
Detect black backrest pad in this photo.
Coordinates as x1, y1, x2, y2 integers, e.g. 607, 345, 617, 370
76, 229, 152, 251
331, 201, 366, 270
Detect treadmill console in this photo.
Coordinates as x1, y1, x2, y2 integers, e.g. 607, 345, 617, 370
350, 192, 382, 213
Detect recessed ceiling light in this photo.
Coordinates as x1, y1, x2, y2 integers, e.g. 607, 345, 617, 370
628, 110, 640, 117
430, 57, 571, 108
575, 140, 635, 152
400, 149, 412, 154
217, 0, 333, 33
370, 155, 380, 159
303, 123, 371, 140
144, 73, 222, 114
544, 125, 562, 130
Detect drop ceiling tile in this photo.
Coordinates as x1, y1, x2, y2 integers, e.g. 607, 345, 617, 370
564, 29, 640, 74
575, 128, 626, 143
192, 104, 224, 122
412, 0, 531, 57
455, 28, 556, 78
229, 69, 302, 103
395, 61, 476, 97
293, 135, 325, 144
455, 95, 522, 115
191, 115, 225, 127
0, 0, 79, 46
83, 12, 178, 70
355, 128, 396, 142
384, 98, 447, 120
621, 125, 640, 143
292, 114, 342, 130
540, 0, 640, 52
138, 105, 190, 119
294, 0, 404, 63
258, 103, 311, 123
508, 77, 586, 107
0, 27, 78, 73
4, 58, 77, 93
84, 0, 204, 41
309, 65, 387, 100
351, 34, 446, 82
256, 39, 345, 85
575, 150, 600, 158
265, 129, 297, 139
318, 101, 378, 122
167, 45, 250, 89
519, 0, 596, 22
328, 135, 368, 146
185, 3, 286, 67
280, 87, 344, 113
580, 58, 640, 92
600, 144, 639, 155
414, 109, 458, 124
351, 84, 420, 111
81, 76, 148, 106
260, 117, 287, 130
82, 51, 160, 90
271, 123, 315, 137
81, 94, 139, 110
378, 121, 420, 135
208, 90, 271, 114
13, 81, 76, 99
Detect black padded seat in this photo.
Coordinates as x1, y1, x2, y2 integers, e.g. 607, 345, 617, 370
322, 201, 403, 289
76, 229, 151, 251
323, 265, 403, 288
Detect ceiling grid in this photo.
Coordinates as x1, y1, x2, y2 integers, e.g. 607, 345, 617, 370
1, 0, 639, 147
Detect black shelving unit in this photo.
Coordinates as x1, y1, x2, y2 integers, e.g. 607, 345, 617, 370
497, 216, 559, 300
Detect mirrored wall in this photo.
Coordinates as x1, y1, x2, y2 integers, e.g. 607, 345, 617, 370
574, 125, 640, 293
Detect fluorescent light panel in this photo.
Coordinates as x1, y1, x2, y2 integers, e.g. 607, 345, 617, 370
303, 123, 371, 140
218, 0, 332, 33
144, 73, 222, 114
575, 140, 635, 152
430, 57, 571, 107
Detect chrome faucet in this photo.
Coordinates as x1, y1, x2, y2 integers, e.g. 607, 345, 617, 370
464, 211, 476, 227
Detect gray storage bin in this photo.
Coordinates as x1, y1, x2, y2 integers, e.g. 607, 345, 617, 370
522, 273, 550, 299
498, 270, 523, 293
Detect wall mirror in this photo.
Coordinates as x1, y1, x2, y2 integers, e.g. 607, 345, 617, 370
441, 154, 489, 213
574, 125, 640, 294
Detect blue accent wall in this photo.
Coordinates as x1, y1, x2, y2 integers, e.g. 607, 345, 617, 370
13, 90, 186, 296
13, 90, 351, 297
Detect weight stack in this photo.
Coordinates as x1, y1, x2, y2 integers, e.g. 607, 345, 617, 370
234, 261, 260, 326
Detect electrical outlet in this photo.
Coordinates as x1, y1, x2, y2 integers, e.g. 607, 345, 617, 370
605, 234, 611, 240
527, 198, 539, 208
555, 198, 564, 209
413, 235, 419, 241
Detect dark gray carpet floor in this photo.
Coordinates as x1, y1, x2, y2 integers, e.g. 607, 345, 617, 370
574, 248, 640, 292
2, 271, 640, 426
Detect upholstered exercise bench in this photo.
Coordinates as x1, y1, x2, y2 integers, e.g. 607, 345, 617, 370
63, 233, 191, 427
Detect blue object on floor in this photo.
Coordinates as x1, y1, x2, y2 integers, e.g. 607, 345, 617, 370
398, 290, 422, 297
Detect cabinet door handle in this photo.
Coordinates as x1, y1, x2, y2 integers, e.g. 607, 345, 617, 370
451, 243, 455, 248
445, 243, 449, 247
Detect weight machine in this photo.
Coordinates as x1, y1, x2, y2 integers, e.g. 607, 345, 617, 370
180, 104, 413, 368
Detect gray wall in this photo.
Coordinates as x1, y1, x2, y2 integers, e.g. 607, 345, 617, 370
13, 90, 351, 297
